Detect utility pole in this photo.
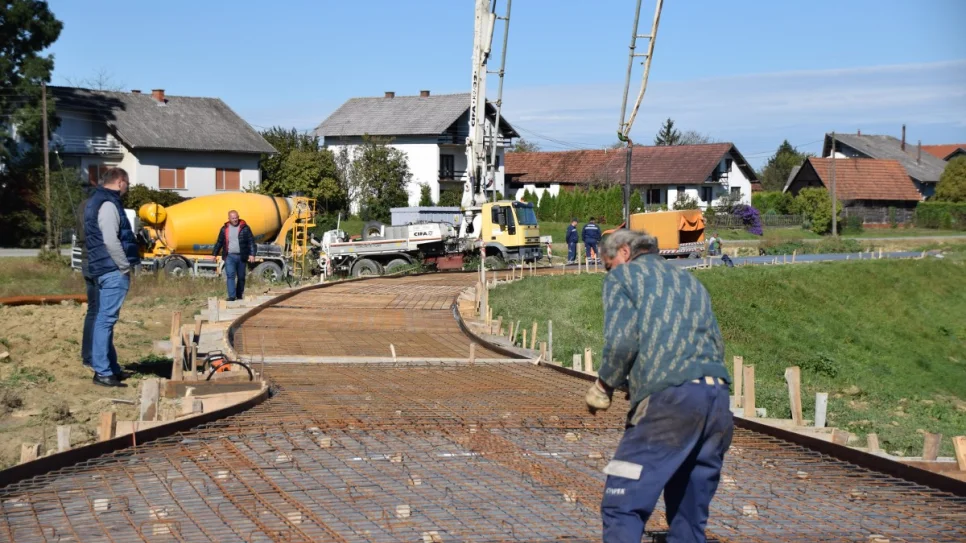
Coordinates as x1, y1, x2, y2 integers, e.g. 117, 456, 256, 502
830, 132, 837, 236
42, 81, 51, 249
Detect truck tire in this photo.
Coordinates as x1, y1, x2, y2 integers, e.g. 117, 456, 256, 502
351, 258, 383, 277
163, 258, 189, 277
361, 221, 386, 241
384, 258, 411, 274
252, 261, 283, 282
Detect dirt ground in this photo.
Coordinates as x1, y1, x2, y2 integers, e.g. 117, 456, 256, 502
0, 257, 232, 469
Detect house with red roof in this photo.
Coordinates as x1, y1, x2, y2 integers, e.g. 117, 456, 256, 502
504, 143, 760, 211
784, 157, 922, 224
921, 144, 966, 162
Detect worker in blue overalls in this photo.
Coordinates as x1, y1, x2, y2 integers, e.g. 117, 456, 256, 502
566, 218, 579, 264
582, 217, 601, 263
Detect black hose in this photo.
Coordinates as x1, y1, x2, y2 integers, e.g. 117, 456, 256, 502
205, 360, 254, 381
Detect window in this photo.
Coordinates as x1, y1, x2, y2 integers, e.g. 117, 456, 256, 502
676, 185, 686, 193
87, 164, 113, 186
440, 155, 455, 177
512, 201, 538, 225
730, 187, 741, 199
701, 187, 713, 203
646, 188, 663, 205
159, 167, 186, 190
216, 168, 240, 191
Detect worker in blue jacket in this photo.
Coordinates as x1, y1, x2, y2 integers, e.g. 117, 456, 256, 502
565, 218, 579, 264
586, 229, 733, 542
582, 217, 602, 263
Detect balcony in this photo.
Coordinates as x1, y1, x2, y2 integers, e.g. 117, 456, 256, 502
437, 132, 512, 146
54, 135, 124, 156
439, 169, 468, 182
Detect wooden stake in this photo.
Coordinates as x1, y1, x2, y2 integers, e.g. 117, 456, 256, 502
547, 321, 553, 363
486, 306, 493, 325
784, 366, 803, 426
189, 345, 198, 380
507, 321, 515, 341
57, 425, 71, 452
530, 322, 537, 350
98, 412, 116, 441
867, 433, 880, 454
207, 297, 219, 321
390, 344, 397, 363
495, 316, 503, 335
573, 354, 581, 371
193, 317, 203, 345
514, 321, 521, 344
170, 312, 183, 381
469, 343, 476, 364
814, 393, 828, 428
733, 356, 743, 408
522, 329, 528, 349
583, 348, 593, 374
952, 436, 966, 471
922, 432, 942, 462
140, 378, 160, 421
20, 443, 40, 464
742, 365, 756, 418
539, 342, 547, 361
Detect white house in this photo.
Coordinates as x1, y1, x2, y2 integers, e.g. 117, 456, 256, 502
313, 90, 519, 207
48, 86, 275, 196
504, 143, 760, 210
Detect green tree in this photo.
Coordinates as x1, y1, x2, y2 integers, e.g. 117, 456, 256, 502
789, 187, 843, 235
629, 188, 643, 214
933, 156, 966, 203
654, 118, 681, 146
350, 136, 412, 223
752, 191, 795, 215
510, 139, 540, 153
418, 183, 434, 206
438, 188, 462, 207
758, 140, 812, 192
679, 130, 715, 145
673, 192, 700, 210
537, 192, 554, 221
258, 127, 343, 212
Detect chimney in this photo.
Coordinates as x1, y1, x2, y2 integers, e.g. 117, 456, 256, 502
857, 128, 861, 136
151, 89, 165, 102
131, 89, 141, 94
420, 90, 430, 97
384, 91, 395, 98
917, 140, 922, 164
901, 124, 906, 151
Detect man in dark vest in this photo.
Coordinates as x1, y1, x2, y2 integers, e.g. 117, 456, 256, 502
83, 167, 140, 387
74, 183, 98, 373
212, 210, 256, 301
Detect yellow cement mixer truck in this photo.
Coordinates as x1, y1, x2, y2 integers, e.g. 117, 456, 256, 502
73, 193, 316, 281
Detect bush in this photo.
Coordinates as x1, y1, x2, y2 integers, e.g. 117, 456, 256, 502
758, 236, 862, 255
842, 215, 864, 235
123, 185, 187, 210
732, 204, 763, 236
673, 192, 700, 210
752, 191, 794, 215
914, 202, 966, 230
789, 188, 842, 235
438, 189, 462, 207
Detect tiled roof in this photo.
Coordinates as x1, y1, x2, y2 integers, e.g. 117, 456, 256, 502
921, 144, 966, 161
824, 133, 946, 183
802, 158, 921, 201
505, 143, 757, 185
49, 86, 276, 154
313, 92, 518, 138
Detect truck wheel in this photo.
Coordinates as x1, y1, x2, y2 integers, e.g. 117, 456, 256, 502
252, 261, 283, 282
384, 258, 410, 274
351, 258, 383, 277
484, 255, 506, 269
163, 258, 189, 277
361, 221, 386, 241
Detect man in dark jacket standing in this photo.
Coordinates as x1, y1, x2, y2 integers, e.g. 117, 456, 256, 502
75, 185, 98, 373
84, 168, 141, 387
565, 218, 579, 264
212, 210, 256, 301
586, 229, 733, 542
582, 217, 601, 263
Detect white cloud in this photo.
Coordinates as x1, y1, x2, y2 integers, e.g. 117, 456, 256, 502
501, 59, 966, 156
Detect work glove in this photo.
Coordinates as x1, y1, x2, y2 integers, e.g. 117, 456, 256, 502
586, 379, 613, 415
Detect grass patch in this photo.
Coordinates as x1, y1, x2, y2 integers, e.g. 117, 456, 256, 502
490, 259, 966, 456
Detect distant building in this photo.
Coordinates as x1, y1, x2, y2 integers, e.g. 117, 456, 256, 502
504, 143, 760, 211
784, 157, 922, 224
921, 144, 966, 162
313, 91, 518, 207
47, 86, 275, 196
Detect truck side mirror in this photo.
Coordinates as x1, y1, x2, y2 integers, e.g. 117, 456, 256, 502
492, 207, 505, 227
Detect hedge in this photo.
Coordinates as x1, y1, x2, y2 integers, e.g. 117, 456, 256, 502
914, 202, 966, 230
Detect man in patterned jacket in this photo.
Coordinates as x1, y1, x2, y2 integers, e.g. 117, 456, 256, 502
586, 228, 733, 542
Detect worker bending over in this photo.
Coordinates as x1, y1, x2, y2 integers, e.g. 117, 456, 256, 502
586, 229, 733, 542
212, 210, 256, 301
582, 217, 601, 263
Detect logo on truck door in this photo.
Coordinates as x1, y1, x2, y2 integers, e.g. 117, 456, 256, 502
412, 229, 435, 237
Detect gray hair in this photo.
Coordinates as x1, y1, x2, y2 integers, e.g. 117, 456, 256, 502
99, 167, 129, 186
601, 229, 657, 259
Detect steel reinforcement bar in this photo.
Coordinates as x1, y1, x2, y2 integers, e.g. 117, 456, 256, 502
1, 270, 964, 543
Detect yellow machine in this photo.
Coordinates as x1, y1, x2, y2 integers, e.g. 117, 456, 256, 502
478, 200, 542, 266
136, 193, 315, 280
606, 209, 706, 258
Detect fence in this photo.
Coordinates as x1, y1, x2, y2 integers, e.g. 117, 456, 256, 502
707, 214, 804, 229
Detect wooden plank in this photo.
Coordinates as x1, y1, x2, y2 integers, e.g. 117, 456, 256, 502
207, 297, 219, 322
56, 425, 71, 452
522, 329, 527, 350
784, 366, 803, 426
733, 356, 743, 408
530, 322, 537, 350
169, 312, 183, 381
98, 412, 116, 441
814, 393, 828, 428
547, 321, 553, 363
583, 348, 593, 374
193, 317, 203, 345
867, 433, 880, 454
115, 420, 167, 437
189, 344, 199, 381
573, 354, 581, 371
742, 365, 756, 418
922, 432, 942, 462
20, 443, 40, 464
469, 343, 476, 364
140, 378, 160, 421
832, 428, 851, 446
539, 342, 547, 361
163, 381, 263, 399
954, 436, 966, 471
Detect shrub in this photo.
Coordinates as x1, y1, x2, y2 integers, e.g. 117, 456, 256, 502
842, 215, 864, 235
789, 188, 842, 235
123, 185, 187, 210
673, 192, 700, 210
732, 204, 763, 236
914, 202, 966, 230
934, 155, 966, 203
752, 191, 794, 215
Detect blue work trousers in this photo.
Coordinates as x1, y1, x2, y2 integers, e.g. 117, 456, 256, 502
224, 254, 247, 301
601, 379, 733, 543
92, 270, 128, 377
82, 271, 99, 367
568, 242, 577, 262
586, 242, 599, 259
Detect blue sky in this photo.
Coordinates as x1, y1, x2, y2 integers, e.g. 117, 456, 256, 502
46, 0, 966, 167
